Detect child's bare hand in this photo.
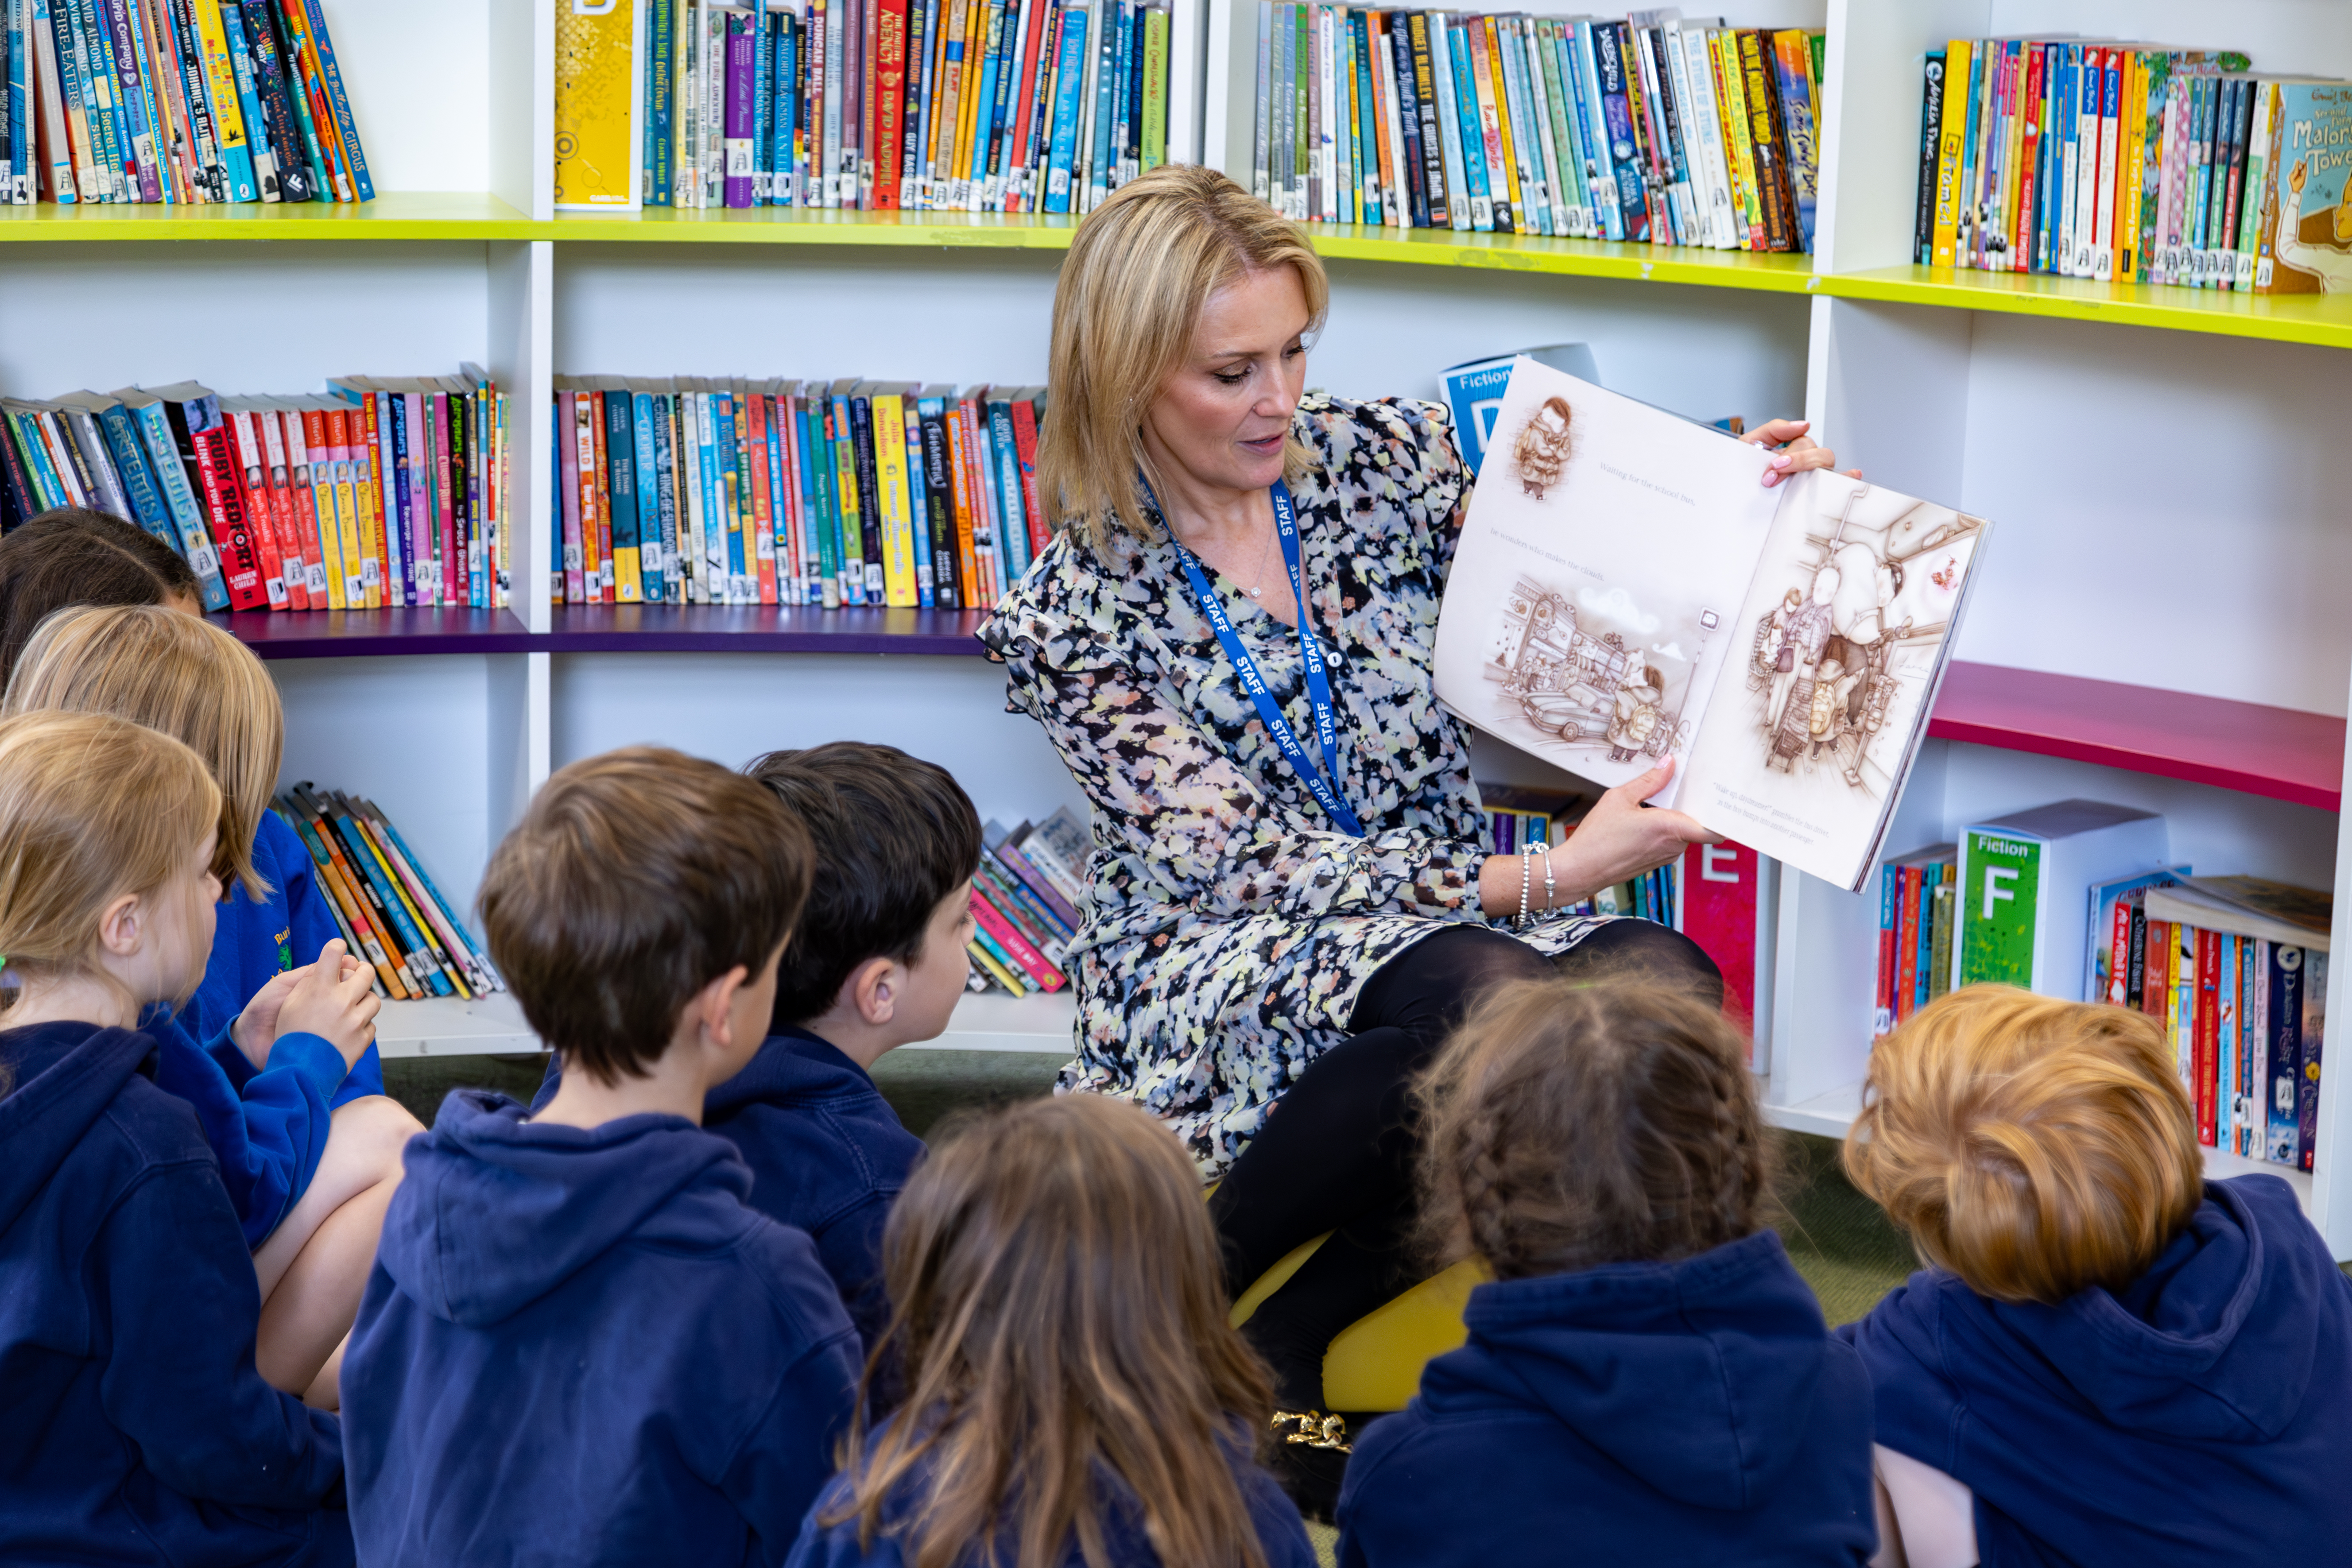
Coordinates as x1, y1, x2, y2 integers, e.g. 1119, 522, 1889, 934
275, 939, 381, 1070
231, 965, 312, 1072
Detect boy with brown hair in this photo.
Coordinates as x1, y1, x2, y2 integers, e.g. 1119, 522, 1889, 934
340, 747, 861, 1568
1843, 986, 2352, 1568
532, 739, 980, 1362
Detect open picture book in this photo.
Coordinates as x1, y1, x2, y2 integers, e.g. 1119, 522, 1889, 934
1432, 356, 1993, 893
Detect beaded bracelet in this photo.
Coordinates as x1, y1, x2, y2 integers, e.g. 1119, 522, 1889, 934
1518, 846, 1533, 929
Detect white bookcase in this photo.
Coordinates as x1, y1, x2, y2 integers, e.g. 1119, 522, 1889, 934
5, 0, 2348, 1248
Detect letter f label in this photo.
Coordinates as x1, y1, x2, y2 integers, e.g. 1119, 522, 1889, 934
1982, 866, 2019, 920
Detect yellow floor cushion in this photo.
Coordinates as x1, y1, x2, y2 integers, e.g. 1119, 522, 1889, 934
1227, 1231, 1487, 1413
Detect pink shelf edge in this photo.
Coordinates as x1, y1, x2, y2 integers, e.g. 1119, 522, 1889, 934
1927, 661, 2345, 813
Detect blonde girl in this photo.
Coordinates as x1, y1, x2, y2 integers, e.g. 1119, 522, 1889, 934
793, 1092, 1317, 1568
0, 710, 357, 1564
3, 603, 419, 1406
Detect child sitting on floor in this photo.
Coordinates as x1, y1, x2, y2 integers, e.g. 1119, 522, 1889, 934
4, 603, 421, 1407
343, 746, 862, 1567
534, 740, 971, 1364
1841, 986, 2352, 1568
788, 1092, 1317, 1568
0, 711, 367, 1565
1336, 977, 1875, 1567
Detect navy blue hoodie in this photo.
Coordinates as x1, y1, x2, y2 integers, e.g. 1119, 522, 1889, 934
535, 1026, 926, 1359
0, 1021, 351, 1568
342, 1089, 864, 1568
1337, 1231, 1875, 1567
1842, 1175, 2352, 1566
784, 1427, 1320, 1568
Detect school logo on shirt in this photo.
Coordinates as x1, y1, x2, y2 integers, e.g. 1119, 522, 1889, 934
276, 928, 293, 971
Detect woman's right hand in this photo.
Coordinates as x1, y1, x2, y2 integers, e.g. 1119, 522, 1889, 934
274, 939, 381, 1071
1477, 758, 1721, 918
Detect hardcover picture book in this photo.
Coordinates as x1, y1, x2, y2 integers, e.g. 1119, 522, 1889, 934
1431, 356, 1993, 893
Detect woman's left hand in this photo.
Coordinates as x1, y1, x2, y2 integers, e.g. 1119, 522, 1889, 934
1745, 418, 1863, 488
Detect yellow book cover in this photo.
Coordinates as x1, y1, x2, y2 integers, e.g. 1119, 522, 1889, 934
556, 0, 643, 209
329, 423, 364, 610
190, 0, 250, 159
1480, 18, 1523, 222
874, 393, 918, 607
352, 402, 384, 609
1998, 43, 2029, 272
1712, 30, 1761, 248
969, 937, 1028, 996
2115, 54, 2149, 281
1930, 39, 1972, 267
307, 446, 345, 610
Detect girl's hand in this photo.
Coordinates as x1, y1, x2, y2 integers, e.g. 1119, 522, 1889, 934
1745, 418, 1864, 488
232, 964, 311, 1072
275, 939, 381, 1071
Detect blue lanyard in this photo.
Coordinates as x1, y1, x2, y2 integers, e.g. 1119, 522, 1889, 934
1161, 479, 1364, 839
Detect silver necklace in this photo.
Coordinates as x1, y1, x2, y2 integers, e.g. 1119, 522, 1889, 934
1244, 511, 1278, 599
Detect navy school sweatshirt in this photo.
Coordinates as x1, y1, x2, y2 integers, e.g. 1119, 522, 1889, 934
1841, 1175, 2352, 1567
342, 1089, 864, 1568
534, 1026, 927, 1362
784, 1424, 1320, 1568
0, 1020, 352, 1568
1336, 1230, 1876, 1567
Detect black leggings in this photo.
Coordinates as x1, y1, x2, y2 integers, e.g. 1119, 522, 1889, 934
1206, 918, 1722, 1408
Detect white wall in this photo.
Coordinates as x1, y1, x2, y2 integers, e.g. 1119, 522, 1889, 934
1953, 316, 2352, 717
0, 244, 489, 395
550, 652, 1090, 831
314, 0, 493, 194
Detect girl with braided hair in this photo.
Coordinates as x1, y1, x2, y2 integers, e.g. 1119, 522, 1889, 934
1334, 976, 1875, 1566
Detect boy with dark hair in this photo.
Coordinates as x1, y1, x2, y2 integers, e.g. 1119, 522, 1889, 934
533, 739, 979, 1359
341, 746, 861, 1568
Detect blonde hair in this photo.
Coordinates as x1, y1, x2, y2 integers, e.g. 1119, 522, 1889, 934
832, 1093, 1274, 1568
1040, 164, 1329, 551
3, 604, 279, 900
1844, 985, 2204, 1304
0, 710, 220, 1017
1419, 977, 1777, 1279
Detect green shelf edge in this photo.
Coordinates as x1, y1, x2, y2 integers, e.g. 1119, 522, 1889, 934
4, 200, 2346, 348
0, 190, 537, 241
1819, 265, 2352, 352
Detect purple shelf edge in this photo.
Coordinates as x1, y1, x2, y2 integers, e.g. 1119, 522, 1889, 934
222, 607, 993, 660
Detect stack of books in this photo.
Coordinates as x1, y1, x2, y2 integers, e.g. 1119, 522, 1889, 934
1251, 7, 1823, 248
551, 376, 1042, 611
0, 0, 372, 206
2108, 876, 2330, 1171
273, 785, 503, 1004
965, 809, 1087, 998
0, 371, 512, 612
557, 0, 1175, 215
1914, 42, 2350, 295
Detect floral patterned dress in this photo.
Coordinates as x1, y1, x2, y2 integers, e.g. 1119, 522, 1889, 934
978, 393, 1605, 1179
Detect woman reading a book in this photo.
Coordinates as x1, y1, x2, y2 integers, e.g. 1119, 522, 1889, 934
978, 165, 1845, 1514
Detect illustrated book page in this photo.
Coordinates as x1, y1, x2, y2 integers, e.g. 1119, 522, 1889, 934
1434, 356, 1992, 892
1430, 357, 1781, 812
